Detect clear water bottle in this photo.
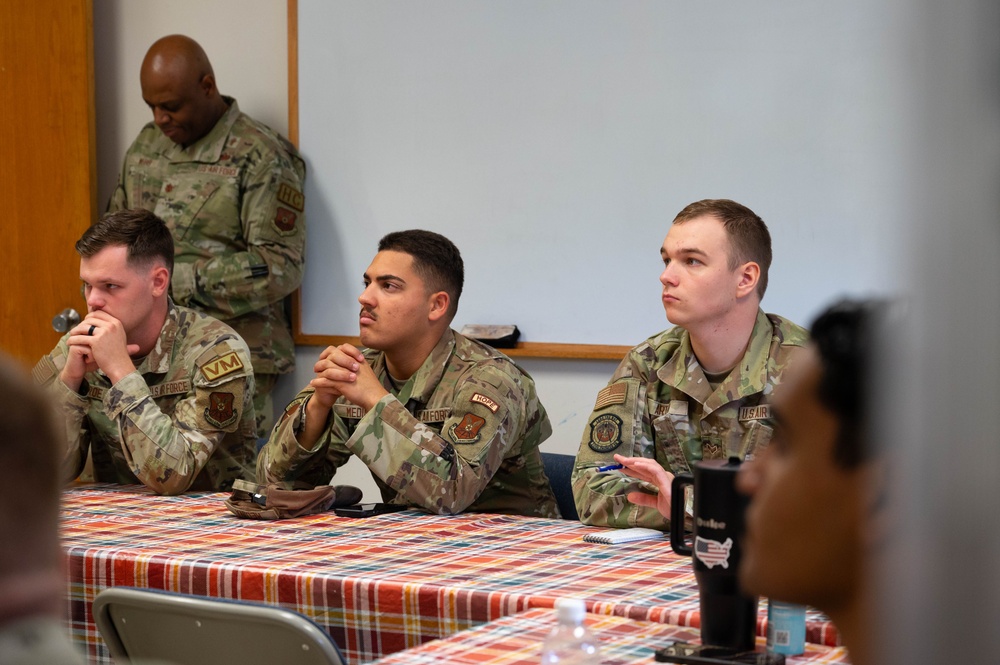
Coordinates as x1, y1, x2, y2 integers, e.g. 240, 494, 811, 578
540, 598, 601, 664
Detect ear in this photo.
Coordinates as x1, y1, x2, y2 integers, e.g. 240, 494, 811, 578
859, 458, 893, 554
199, 74, 218, 97
427, 291, 451, 323
150, 265, 171, 298
734, 261, 761, 299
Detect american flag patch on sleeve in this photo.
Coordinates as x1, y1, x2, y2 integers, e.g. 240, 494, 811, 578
593, 383, 628, 410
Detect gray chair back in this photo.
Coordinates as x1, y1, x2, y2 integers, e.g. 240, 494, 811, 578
93, 587, 346, 665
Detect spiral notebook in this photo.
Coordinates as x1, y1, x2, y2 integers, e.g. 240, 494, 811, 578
582, 527, 666, 544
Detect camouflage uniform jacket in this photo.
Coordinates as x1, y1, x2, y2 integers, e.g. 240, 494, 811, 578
572, 310, 808, 530
108, 97, 306, 376
32, 302, 257, 495
257, 329, 559, 517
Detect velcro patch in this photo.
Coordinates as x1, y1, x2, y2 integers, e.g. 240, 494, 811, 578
739, 405, 771, 421
31, 356, 57, 385
87, 386, 106, 401
593, 383, 627, 410
334, 404, 365, 420
449, 414, 486, 444
273, 207, 298, 234
588, 413, 623, 453
470, 392, 499, 413
149, 380, 191, 399
276, 183, 305, 211
417, 408, 451, 423
200, 352, 245, 382
205, 391, 238, 428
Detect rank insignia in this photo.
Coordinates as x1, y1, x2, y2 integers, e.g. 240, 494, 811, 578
205, 392, 237, 428
274, 207, 297, 234
449, 413, 486, 444
588, 413, 623, 453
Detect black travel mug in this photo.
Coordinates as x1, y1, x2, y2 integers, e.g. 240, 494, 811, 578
669, 457, 758, 651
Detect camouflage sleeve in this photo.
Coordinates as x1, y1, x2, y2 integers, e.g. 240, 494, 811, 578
255, 389, 354, 488
345, 368, 526, 515
571, 355, 671, 531
31, 348, 90, 483
104, 346, 253, 495
171, 150, 306, 318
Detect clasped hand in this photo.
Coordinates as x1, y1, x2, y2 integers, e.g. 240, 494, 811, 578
308, 343, 388, 412
60, 311, 140, 391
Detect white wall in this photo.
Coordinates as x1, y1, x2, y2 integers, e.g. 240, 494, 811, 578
93, 0, 617, 501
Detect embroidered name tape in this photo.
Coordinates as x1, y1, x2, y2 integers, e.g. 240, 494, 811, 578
470, 393, 499, 413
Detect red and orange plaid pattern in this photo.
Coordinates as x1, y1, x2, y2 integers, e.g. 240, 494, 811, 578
61, 486, 839, 664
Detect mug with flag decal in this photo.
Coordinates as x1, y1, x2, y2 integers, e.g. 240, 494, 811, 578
670, 457, 758, 651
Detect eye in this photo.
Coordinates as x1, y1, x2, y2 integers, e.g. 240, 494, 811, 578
686, 258, 703, 266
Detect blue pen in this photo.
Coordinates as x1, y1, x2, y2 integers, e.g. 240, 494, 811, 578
597, 463, 624, 472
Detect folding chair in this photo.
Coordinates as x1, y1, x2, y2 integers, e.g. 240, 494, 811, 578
93, 587, 346, 665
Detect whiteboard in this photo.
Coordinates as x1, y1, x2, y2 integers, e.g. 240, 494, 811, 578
298, 1, 911, 346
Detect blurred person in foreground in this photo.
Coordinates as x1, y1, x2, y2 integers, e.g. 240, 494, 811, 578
0, 354, 86, 664
737, 299, 886, 665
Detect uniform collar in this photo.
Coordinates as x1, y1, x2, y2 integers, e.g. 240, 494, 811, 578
656, 309, 775, 411
371, 329, 456, 405
161, 96, 240, 164
133, 300, 181, 376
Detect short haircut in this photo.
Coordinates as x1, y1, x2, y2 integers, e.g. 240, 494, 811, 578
672, 199, 772, 299
378, 229, 464, 321
76, 209, 175, 276
0, 353, 62, 576
810, 299, 878, 469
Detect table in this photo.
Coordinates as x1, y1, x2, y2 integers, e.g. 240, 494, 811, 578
60, 486, 839, 664
367, 608, 851, 665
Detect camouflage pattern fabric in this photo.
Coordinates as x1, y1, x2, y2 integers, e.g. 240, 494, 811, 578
33, 302, 256, 495
257, 329, 559, 518
107, 97, 306, 435
572, 310, 808, 530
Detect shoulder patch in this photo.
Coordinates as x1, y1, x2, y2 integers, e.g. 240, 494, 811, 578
205, 392, 238, 428
470, 392, 499, 413
273, 207, 298, 234
593, 383, 627, 410
449, 414, 486, 444
276, 182, 304, 211
588, 413, 623, 453
200, 351, 245, 382
31, 356, 57, 385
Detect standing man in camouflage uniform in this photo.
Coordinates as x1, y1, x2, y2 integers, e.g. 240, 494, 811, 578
33, 209, 256, 494
571, 199, 808, 530
108, 34, 306, 437
258, 230, 558, 517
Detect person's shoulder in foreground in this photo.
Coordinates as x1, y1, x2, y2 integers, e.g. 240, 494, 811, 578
258, 229, 558, 517
572, 198, 807, 529
0, 354, 87, 665
33, 208, 255, 495
738, 298, 889, 665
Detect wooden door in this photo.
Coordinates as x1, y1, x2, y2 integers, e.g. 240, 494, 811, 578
0, 0, 95, 365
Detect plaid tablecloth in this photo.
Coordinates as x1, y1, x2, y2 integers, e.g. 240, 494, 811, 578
367, 608, 851, 665
61, 485, 840, 664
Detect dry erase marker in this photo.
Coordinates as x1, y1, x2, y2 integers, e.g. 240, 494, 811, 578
597, 463, 624, 472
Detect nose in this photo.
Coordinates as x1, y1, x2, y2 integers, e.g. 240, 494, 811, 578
358, 284, 376, 308
660, 264, 677, 286
86, 290, 104, 312
152, 107, 170, 127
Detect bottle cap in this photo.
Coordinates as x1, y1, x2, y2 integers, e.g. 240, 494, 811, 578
555, 597, 586, 624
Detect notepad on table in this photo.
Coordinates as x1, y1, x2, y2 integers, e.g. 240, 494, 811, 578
582, 527, 666, 544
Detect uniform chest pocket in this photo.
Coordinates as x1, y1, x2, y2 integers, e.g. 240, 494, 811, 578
740, 420, 775, 460
651, 412, 694, 476
150, 176, 223, 241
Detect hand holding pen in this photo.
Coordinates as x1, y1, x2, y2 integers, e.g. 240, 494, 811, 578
600, 454, 675, 520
